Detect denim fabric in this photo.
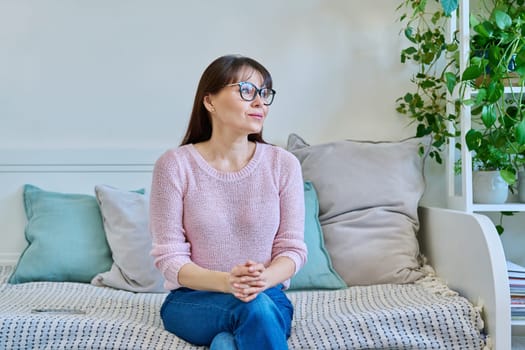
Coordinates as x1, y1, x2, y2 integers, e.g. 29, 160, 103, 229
210, 332, 237, 350
160, 284, 293, 350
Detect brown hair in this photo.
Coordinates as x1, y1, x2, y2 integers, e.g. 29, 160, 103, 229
180, 55, 273, 145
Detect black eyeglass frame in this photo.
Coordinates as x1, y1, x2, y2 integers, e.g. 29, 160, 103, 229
224, 81, 276, 106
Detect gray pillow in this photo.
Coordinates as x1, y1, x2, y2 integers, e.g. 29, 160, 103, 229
287, 133, 428, 286
91, 185, 166, 293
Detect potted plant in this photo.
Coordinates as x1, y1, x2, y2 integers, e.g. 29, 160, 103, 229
397, 0, 525, 198
397, 0, 525, 232
464, 126, 515, 203
461, 0, 525, 201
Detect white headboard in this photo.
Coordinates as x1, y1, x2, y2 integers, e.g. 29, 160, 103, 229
0, 148, 163, 263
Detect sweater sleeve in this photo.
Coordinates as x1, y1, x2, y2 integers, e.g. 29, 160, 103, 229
271, 150, 308, 286
149, 151, 192, 290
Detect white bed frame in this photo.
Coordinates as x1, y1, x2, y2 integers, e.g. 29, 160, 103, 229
0, 149, 511, 349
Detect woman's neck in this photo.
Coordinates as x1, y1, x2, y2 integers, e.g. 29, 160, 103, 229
194, 138, 256, 173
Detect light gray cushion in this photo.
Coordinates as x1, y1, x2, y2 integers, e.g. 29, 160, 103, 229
287, 133, 428, 286
91, 185, 166, 293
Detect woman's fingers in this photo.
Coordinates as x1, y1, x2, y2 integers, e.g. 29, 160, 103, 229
245, 261, 265, 274
229, 260, 268, 301
232, 261, 264, 278
233, 286, 264, 302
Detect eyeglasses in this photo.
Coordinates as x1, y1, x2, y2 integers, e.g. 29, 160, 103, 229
225, 81, 276, 106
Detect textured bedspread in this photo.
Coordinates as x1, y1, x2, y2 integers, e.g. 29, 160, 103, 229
0, 265, 487, 349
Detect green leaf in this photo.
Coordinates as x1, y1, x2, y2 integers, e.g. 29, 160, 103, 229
496, 224, 504, 235
475, 89, 487, 104
516, 50, 525, 67
462, 66, 482, 81
445, 72, 457, 94
502, 113, 515, 129
515, 66, 525, 77
440, 0, 458, 16
481, 105, 497, 128
422, 53, 435, 65
473, 22, 494, 38
416, 124, 430, 137
516, 120, 525, 145
500, 169, 516, 185
494, 10, 512, 30
471, 105, 483, 115
403, 47, 418, 55
434, 151, 443, 164
465, 129, 483, 150
421, 79, 436, 88
417, 0, 428, 12
486, 81, 503, 103
488, 46, 502, 66
431, 11, 442, 25
404, 28, 416, 43
446, 43, 458, 52
470, 56, 484, 66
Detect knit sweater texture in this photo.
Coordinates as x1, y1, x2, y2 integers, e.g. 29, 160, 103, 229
149, 142, 307, 290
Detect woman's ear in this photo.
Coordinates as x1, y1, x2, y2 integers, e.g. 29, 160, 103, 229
203, 95, 216, 113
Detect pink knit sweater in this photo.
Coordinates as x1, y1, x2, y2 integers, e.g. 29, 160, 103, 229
149, 142, 307, 290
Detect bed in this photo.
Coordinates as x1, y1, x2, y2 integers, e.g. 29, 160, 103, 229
0, 264, 488, 349
0, 136, 511, 349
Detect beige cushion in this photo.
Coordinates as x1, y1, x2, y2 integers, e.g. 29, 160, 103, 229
287, 133, 428, 286
91, 185, 166, 293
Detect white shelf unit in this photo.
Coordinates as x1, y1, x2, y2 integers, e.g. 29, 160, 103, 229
445, 0, 523, 340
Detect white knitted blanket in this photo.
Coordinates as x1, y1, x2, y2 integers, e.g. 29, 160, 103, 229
0, 265, 486, 349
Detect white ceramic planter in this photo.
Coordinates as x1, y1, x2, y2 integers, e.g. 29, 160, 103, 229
472, 170, 509, 204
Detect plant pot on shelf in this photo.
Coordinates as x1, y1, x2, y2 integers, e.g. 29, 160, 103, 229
473, 170, 509, 204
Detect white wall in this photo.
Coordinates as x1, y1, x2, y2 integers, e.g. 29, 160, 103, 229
0, 1, 446, 205
0, 0, 419, 145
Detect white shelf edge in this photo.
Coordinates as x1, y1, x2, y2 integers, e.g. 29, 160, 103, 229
504, 86, 524, 94
472, 203, 525, 212
471, 85, 524, 95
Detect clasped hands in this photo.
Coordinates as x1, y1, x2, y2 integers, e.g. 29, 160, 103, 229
229, 260, 267, 302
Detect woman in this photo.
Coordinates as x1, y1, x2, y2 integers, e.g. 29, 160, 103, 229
150, 54, 307, 350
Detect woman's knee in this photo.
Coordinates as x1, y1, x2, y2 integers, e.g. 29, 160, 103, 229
234, 293, 286, 328
210, 332, 237, 350
159, 291, 219, 346
160, 292, 177, 332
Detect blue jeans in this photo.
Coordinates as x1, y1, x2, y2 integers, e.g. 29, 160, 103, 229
160, 284, 293, 350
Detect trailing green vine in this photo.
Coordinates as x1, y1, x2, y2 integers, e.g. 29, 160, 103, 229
396, 0, 460, 163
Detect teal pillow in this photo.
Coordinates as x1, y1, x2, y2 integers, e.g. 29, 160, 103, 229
289, 182, 347, 291
8, 185, 113, 284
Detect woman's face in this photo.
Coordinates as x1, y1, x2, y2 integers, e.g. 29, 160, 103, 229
205, 68, 269, 138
